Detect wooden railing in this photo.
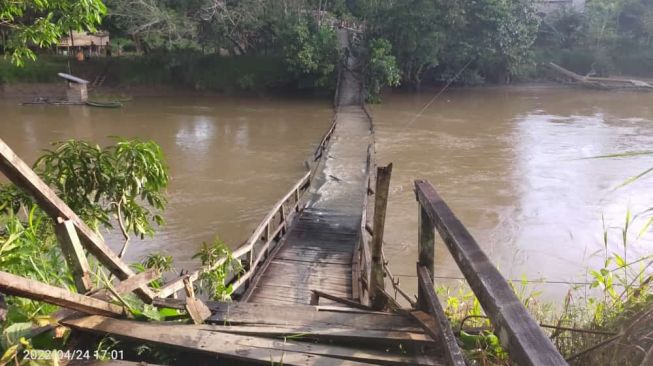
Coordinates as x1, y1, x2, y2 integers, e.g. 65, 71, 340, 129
414, 180, 567, 366
157, 171, 311, 299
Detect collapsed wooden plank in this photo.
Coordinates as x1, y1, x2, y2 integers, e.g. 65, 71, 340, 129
55, 218, 93, 293
183, 277, 211, 325
64, 316, 440, 366
0, 271, 124, 317
416, 266, 466, 366
207, 302, 422, 332
111, 269, 159, 296
199, 324, 434, 345
68, 360, 163, 366
311, 290, 373, 310
0, 139, 154, 302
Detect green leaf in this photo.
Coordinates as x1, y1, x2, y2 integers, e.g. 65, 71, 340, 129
1, 322, 33, 349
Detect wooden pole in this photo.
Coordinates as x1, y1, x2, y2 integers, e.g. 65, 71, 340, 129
0, 138, 154, 302
369, 163, 392, 310
0, 271, 123, 317
416, 203, 435, 311
55, 218, 93, 293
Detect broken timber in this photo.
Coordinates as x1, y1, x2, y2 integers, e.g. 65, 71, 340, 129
547, 62, 653, 91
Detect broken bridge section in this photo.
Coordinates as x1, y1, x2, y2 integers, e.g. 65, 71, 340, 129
244, 29, 372, 306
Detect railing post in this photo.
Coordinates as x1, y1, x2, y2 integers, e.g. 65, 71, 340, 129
416, 182, 435, 311
369, 164, 392, 310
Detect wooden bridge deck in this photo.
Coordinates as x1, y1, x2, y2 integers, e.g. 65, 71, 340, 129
244, 29, 371, 305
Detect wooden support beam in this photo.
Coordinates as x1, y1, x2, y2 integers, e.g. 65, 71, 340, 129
414, 180, 567, 366
182, 276, 210, 324
369, 163, 392, 310
417, 203, 435, 311
112, 269, 159, 295
200, 324, 433, 345
0, 271, 124, 317
64, 315, 438, 366
0, 139, 154, 302
55, 218, 92, 293
311, 290, 374, 311
417, 265, 466, 366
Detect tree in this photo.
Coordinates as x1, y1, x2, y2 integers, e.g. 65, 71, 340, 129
105, 0, 197, 52
31, 138, 169, 258
280, 16, 338, 87
0, 0, 106, 65
363, 37, 400, 102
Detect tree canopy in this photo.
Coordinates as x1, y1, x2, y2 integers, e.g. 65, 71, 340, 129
1, 0, 106, 65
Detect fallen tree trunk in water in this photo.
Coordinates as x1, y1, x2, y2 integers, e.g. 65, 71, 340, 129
546, 62, 653, 91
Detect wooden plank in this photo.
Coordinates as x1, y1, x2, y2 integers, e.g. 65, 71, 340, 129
68, 361, 162, 366
256, 283, 350, 297
64, 316, 440, 366
370, 164, 392, 310
311, 290, 371, 311
410, 310, 440, 343
414, 180, 567, 366
200, 324, 434, 345
112, 269, 159, 295
185, 298, 211, 325
55, 218, 92, 293
208, 302, 421, 332
0, 139, 154, 302
417, 203, 435, 312
0, 271, 123, 316
416, 266, 466, 366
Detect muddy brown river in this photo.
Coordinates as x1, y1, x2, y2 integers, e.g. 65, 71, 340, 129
2, 86, 652, 300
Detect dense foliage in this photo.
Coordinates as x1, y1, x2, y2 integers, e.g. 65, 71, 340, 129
537, 0, 653, 76
359, 0, 540, 86
0, 0, 106, 65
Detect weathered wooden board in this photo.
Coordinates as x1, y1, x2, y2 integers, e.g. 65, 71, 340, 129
55, 218, 93, 293
0, 271, 123, 317
414, 180, 567, 366
208, 302, 421, 332
416, 266, 466, 366
64, 316, 441, 366
67, 360, 162, 366
200, 324, 434, 345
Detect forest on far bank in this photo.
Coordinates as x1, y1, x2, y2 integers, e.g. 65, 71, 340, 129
1, 0, 653, 96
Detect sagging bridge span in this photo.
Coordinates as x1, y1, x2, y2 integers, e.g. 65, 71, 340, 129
0, 30, 567, 365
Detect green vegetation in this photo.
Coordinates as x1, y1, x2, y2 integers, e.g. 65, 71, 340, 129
440, 151, 653, 365
0, 138, 237, 364
4, 0, 653, 92
0, 0, 106, 65
537, 0, 653, 77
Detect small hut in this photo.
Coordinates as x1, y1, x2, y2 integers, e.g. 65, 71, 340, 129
58, 73, 89, 103
57, 31, 110, 57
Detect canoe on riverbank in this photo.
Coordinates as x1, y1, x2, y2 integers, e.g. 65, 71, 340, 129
85, 100, 123, 108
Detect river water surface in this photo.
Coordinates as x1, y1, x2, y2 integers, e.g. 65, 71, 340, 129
2, 86, 653, 300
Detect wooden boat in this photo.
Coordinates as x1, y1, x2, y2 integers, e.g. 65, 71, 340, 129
84, 100, 123, 108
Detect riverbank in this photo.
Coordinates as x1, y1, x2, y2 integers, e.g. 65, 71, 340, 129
0, 54, 315, 96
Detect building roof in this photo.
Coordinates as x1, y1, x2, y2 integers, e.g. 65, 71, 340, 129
57, 73, 89, 84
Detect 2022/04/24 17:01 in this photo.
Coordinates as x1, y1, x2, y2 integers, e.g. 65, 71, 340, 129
22, 349, 125, 361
